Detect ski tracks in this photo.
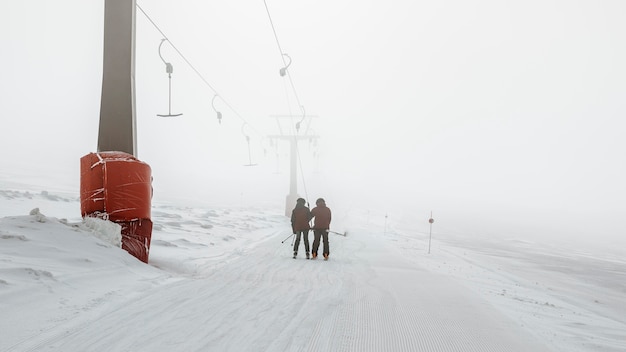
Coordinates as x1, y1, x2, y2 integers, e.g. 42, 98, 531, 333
5, 226, 552, 351
295, 229, 552, 352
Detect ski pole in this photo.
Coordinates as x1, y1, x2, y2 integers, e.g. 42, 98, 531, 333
329, 230, 347, 237
281, 233, 295, 243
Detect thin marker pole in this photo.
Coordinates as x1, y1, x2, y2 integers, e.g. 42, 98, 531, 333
428, 213, 432, 254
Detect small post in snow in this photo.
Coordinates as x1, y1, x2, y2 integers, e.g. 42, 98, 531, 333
428, 211, 434, 254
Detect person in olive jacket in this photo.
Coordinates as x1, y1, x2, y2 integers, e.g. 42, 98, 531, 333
291, 198, 312, 259
310, 198, 332, 260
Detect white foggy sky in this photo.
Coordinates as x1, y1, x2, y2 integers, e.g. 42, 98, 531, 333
1, 1, 625, 241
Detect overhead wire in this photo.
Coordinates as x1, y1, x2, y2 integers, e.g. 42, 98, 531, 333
262, 0, 314, 203
262, 0, 305, 118
136, 3, 262, 137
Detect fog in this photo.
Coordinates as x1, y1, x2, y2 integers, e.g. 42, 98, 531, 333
1, 1, 625, 246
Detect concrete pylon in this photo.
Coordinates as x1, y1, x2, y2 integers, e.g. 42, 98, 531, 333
98, 0, 137, 156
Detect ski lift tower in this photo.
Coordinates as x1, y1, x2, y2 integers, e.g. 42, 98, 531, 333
269, 114, 318, 216
80, 0, 153, 263
98, 0, 137, 154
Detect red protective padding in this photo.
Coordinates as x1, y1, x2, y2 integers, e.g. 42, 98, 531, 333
80, 152, 152, 221
81, 152, 153, 263
119, 218, 153, 264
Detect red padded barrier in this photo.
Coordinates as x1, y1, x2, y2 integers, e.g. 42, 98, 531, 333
80, 152, 153, 263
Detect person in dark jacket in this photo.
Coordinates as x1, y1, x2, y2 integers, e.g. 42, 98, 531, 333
291, 198, 312, 259
310, 198, 332, 260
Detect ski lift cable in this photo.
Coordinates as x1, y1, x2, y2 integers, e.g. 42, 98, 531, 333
262, 0, 309, 175
137, 4, 218, 93
136, 3, 262, 136
262, 0, 305, 119
263, 0, 316, 200
263, 2, 310, 169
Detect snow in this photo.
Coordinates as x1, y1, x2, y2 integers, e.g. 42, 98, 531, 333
1, 182, 625, 352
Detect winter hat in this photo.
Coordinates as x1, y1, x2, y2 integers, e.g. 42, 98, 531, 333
316, 198, 325, 205
296, 198, 306, 204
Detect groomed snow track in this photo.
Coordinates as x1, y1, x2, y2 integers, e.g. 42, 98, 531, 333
6, 227, 551, 351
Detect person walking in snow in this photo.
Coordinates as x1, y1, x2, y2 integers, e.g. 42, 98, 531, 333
310, 198, 332, 260
291, 198, 312, 259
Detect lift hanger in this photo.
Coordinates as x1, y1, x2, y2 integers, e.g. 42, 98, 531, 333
157, 39, 183, 117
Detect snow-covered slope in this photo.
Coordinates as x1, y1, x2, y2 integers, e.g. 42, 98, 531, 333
1, 187, 624, 351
